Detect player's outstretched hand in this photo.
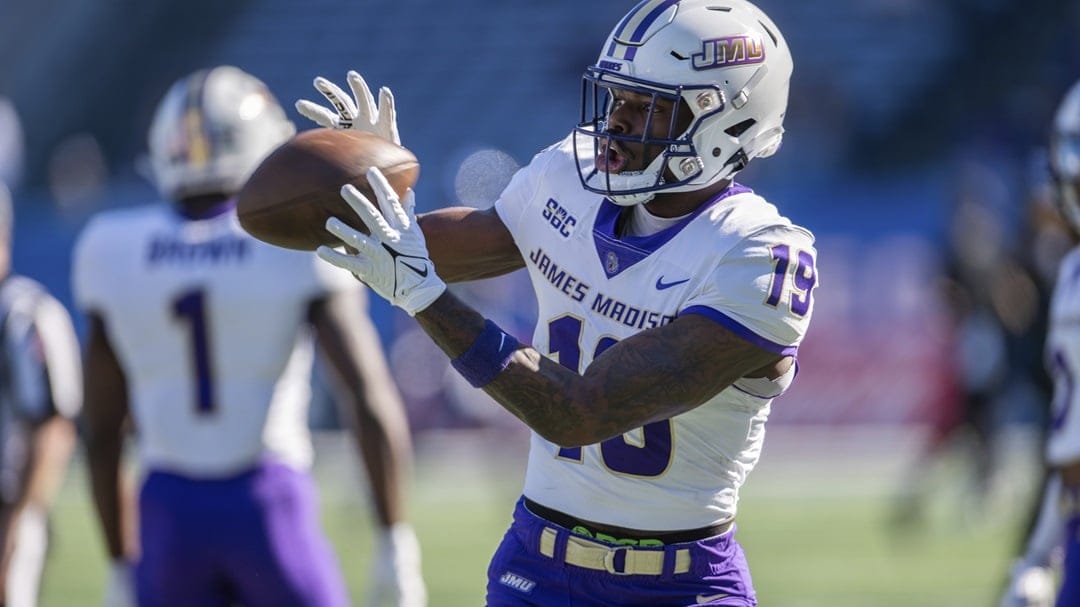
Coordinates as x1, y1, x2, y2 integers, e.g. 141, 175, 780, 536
101, 560, 136, 607
295, 70, 401, 145
998, 562, 1055, 607
366, 523, 428, 607
318, 167, 445, 316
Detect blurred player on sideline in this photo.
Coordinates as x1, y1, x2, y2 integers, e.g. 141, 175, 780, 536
1000, 77, 1080, 606
74, 66, 426, 607
300, 0, 817, 603
996, 152, 1072, 607
0, 183, 81, 607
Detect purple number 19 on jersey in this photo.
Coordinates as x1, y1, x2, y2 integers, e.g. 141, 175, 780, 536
173, 289, 216, 414
548, 316, 673, 477
766, 244, 815, 316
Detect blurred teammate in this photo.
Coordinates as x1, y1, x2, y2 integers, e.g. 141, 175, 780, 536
892, 179, 1025, 530
1000, 77, 1080, 606
300, 1, 816, 604
0, 183, 81, 607
1000, 475, 1060, 607
74, 66, 425, 607
997, 152, 1072, 607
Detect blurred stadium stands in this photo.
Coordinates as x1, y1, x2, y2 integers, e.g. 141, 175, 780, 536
0, 0, 1078, 433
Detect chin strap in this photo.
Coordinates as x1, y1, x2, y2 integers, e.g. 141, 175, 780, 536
608, 191, 656, 207
723, 149, 750, 174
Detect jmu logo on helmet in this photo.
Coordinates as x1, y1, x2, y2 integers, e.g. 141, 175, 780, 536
692, 35, 765, 71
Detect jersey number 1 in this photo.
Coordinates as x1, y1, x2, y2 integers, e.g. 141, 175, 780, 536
548, 316, 673, 478
173, 289, 216, 414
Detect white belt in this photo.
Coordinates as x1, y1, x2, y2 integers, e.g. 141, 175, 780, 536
537, 527, 691, 576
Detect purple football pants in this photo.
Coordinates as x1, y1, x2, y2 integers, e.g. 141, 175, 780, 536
1059, 512, 1080, 607
486, 496, 757, 606
136, 460, 349, 607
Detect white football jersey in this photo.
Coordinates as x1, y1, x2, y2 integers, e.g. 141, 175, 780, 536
496, 135, 818, 530
1045, 247, 1080, 466
72, 203, 359, 477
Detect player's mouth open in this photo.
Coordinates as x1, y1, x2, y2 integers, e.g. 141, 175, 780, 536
596, 140, 629, 173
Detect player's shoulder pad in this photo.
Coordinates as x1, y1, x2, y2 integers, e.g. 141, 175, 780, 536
701, 188, 815, 246
527, 133, 580, 178
0, 274, 48, 312
76, 204, 168, 247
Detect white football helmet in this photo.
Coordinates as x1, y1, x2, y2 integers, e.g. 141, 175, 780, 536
148, 66, 296, 201
1051, 78, 1080, 234
575, 0, 792, 206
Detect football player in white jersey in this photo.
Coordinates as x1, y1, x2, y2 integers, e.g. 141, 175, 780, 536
74, 66, 426, 607
0, 183, 82, 607
1002, 77, 1080, 607
301, 1, 816, 604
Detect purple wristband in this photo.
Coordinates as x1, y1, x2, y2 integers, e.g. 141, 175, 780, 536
451, 319, 522, 388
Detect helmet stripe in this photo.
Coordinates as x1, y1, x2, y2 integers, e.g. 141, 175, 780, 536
605, 0, 681, 61
183, 70, 213, 167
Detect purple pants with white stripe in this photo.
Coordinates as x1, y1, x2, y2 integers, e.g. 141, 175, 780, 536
486, 497, 756, 606
136, 460, 348, 607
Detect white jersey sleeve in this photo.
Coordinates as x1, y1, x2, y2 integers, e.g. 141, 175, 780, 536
680, 216, 817, 354
72, 214, 119, 315
494, 138, 567, 239
1045, 247, 1080, 466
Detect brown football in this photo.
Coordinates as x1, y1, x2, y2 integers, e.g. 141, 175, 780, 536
237, 128, 420, 251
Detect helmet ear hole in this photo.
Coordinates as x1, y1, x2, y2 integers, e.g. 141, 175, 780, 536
725, 119, 756, 138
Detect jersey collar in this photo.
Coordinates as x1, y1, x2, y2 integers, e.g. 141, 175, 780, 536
172, 197, 237, 221
591, 183, 751, 278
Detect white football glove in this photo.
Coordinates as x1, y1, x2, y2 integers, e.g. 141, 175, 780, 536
365, 523, 427, 607
296, 70, 401, 145
318, 168, 446, 316
999, 562, 1055, 607
101, 560, 136, 607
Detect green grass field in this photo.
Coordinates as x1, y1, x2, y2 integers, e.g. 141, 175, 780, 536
37, 426, 1034, 606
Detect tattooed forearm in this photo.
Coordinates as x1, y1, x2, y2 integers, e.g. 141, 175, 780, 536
414, 292, 780, 447
486, 350, 596, 445
414, 292, 595, 444
412, 291, 488, 357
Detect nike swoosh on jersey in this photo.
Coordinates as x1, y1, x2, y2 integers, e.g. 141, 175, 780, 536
655, 276, 690, 290
695, 593, 729, 604
401, 261, 429, 277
